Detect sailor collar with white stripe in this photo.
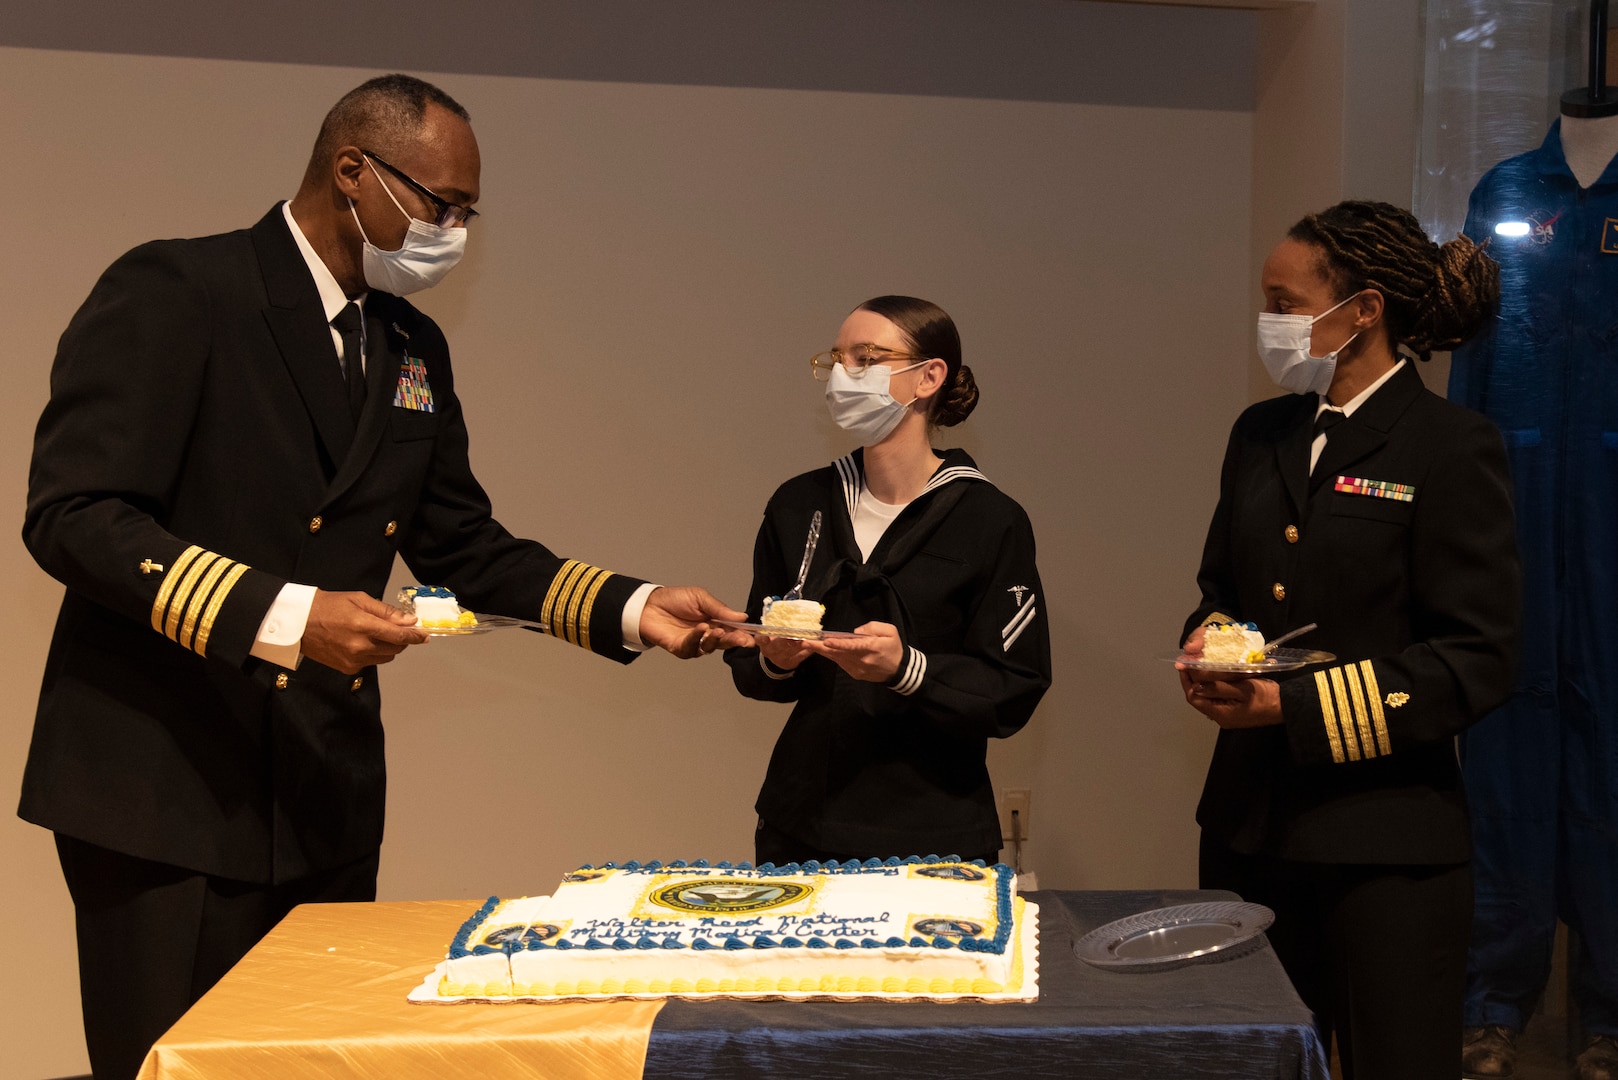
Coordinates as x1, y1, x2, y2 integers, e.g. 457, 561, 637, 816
832, 449, 990, 520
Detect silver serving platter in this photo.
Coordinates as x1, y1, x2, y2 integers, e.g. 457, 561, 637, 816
1074, 901, 1274, 971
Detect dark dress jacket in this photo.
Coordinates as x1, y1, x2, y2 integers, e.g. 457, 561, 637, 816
1185, 363, 1520, 864
21, 206, 642, 884
726, 448, 1052, 859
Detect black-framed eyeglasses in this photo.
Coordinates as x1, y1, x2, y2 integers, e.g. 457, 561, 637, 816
362, 150, 480, 228
809, 345, 928, 381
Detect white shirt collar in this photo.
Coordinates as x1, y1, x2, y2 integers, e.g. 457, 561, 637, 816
281, 200, 364, 323
1316, 358, 1406, 420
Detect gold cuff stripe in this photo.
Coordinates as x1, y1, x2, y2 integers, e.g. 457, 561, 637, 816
576, 567, 613, 649
1315, 670, 1346, 764
540, 560, 587, 637
1328, 667, 1362, 761
179, 555, 233, 649
164, 552, 222, 642
193, 563, 248, 657
1344, 664, 1377, 760
562, 565, 608, 647
1202, 612, 1237, 627
538, 560, 616, 648
563, 569, 601, 647
1360, 660, 1392, 755
150, 545, 205, 632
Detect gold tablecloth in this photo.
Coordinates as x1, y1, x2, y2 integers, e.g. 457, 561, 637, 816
135, 899, 664, 1080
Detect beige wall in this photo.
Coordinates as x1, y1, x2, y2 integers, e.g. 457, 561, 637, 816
0, 1, 1416, 1072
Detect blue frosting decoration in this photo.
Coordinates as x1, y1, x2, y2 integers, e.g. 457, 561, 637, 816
449, 856, 1020, 960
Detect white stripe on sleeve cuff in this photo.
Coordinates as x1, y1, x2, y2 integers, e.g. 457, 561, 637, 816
890, 646, 927, 696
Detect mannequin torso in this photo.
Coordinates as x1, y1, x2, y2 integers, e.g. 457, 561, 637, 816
1562, 112, 1618, 187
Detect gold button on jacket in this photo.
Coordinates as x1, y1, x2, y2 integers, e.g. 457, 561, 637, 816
308, 516, 323, 534
384, 521, 397, 537
275, 672, 289, 689
1272, 582, 1286, 601
1285, 525, 1300, 543
351, 677, 364, 691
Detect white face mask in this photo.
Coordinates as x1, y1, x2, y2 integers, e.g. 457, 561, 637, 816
1256, 292, 1359, 396
824, 360, 925, 445
348, 157, 467, 296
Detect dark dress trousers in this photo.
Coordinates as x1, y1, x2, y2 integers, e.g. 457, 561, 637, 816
1185, 362, 1520, 1079
20, 206, 643, 1077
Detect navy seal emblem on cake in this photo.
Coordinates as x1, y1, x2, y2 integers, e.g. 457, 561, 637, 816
484, 923, 562, 947
650, 877, 813, 914
915, 864, 986, 882
913, 918, 985, 938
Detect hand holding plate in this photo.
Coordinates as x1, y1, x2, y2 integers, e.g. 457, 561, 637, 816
806, 620, 904, 683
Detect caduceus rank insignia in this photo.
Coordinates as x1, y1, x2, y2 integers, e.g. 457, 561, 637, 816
392, 354, 435, 413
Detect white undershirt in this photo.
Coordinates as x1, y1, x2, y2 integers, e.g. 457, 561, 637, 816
853, 492, 908, 561
1310, 359, 1405, 473
252, 202, 652, 665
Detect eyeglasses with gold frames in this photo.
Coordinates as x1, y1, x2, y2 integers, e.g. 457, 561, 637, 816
809, 345, 929, 381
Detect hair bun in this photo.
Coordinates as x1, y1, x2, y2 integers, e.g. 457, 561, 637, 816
932, 364, 979, 428
1409, 234, 1500, 358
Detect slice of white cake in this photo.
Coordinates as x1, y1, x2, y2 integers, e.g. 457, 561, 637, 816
1201, 622, 1266, 664
401, 585, 478, 629
761, 597, 824, 632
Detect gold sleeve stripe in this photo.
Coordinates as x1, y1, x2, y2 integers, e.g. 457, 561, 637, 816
576, 565, 613, 649
1201, 612, 1238, 627
540, 560, 616, 648
151, 545, 205, 633
1315, 670, 1346, 764
164, 551, 222, 642
1328, 667, 1362, 761
1343, 664, 1378, 760
1360, 660, 1392, 755
192, 563, 249, 657
540, 560, 591, 640
179, 555, 234, 650
561, 565, 609, 646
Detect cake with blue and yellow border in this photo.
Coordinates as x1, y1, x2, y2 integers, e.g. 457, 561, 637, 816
409, 856, 1039, 1003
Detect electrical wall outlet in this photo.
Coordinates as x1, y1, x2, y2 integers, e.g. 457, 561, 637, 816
1000, 788, 1032, 842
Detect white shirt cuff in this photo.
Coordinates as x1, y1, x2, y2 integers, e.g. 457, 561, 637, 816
620, 582, 660, 652
250, 582, 317, 669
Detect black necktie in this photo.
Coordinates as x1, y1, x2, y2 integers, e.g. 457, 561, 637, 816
1313, 407, 1346, 437
333, 302, 366, 421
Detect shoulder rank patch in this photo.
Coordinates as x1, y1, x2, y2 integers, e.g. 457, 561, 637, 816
393, 354, 435, 413
1334, 475, 1414, 502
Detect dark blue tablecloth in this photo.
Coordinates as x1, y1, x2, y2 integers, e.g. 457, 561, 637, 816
642, 889, 1329, 1080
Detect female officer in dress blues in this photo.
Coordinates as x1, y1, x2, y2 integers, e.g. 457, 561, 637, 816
1178, 202, 1520, 1080
724, 296, 1051, 867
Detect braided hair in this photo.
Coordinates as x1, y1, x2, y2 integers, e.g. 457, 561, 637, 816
1287, 200, 1499, 361
855, 295, 979, 428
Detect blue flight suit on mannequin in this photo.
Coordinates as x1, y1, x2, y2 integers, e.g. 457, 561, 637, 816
1450, 118, 1618, 1038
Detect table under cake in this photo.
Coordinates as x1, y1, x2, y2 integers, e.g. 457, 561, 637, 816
135, 889, 1329, 1080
